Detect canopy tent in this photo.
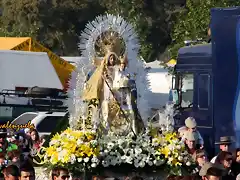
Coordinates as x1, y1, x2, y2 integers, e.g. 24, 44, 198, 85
0, 37, 75, 89
166, 59, 176, 67
0, 50, 63, 91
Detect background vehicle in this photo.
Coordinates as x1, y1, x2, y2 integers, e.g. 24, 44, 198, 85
11, 111, 67, 136
169, 7, 240, 156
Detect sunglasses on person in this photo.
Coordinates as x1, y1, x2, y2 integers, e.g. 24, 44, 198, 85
61, 175, 70, 179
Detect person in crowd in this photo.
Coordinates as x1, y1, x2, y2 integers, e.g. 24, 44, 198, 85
51, 166, 70, 180
195, 149, 208, 166
19, 162, 35, 180
3, 165, 20, 180
20, 129, 31, 160
215, 151, 234, 180
0, 153, 6, 166
199, 162, 226, 180
180, 117, 204, 148
210, 136, 233, 163
24, 129, 31, 138
231, 148, 240, 176
7, 150, 21, 168
185, 131, 199, 154
29, 129, 41, 157
0, 153, 6, 179
0, 128, 18, 153
192, 149, 209, 175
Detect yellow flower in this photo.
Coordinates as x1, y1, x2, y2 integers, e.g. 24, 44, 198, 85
160, 147, 170, 158
171, 158, 182, 166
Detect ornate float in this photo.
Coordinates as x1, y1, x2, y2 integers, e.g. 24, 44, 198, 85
37, 14, 195, 180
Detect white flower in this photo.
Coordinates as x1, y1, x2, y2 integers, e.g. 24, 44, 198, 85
102, 160, 109, 167
178, 156, 183, 161
49, 140, 58, 146
69, 136, 75, 141
134, 147, 142, 154
107, 142, 114, 149
56, 147, 62, 152
148, 161, 153, 166
152, 138, 159, 146
90, 140, 98, 145
84, 157, 89, 163
91, 156, 99, 163
176, 145, 182, 150
91, 163, 97, 168
186, 161, 191, 166
70, 154, 76, 164
77, 158, 82, 162
77, 139, 83, 145
139, 161, 145, 168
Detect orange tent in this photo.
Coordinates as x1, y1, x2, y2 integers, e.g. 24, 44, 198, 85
0, 37, 75, 89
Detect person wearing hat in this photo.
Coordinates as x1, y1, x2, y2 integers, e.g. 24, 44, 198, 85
0, 128, 18, 154
210, 136, 234, 163
185, 131, 199, 154
199, 162, 226, 180
180, 117, 204, 148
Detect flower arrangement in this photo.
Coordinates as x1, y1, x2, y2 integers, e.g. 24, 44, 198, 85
42, 128, 194, 176
43, 128, 100, 174
152, 131, 194, 174
99, 132, 165, 168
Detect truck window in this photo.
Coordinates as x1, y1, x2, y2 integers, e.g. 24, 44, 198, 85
198, 74, 210, 109
180, 74, 194, 107
37, 116, 63, 133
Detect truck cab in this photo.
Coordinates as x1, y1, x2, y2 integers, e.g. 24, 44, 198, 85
172, 44, 214, 155
171, 7, 240, 155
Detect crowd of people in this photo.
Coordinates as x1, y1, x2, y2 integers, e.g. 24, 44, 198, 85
178, 117, 240, 180
0, 127, 71, 180
0, 116, 239, 180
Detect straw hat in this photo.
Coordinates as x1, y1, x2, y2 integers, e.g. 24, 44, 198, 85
199, 162, 226, 177
215, 136, 234, 145
185, 117, 197, 128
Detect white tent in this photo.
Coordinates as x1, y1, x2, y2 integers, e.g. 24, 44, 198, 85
145, 60, 172, 110
0, 50, 63, 91
62, 57, 172, 110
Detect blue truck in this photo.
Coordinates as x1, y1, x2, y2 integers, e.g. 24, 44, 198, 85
170, 7, 240, 156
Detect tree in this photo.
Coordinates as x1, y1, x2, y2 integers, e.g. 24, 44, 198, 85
0, 0, 104, 55
99, 0, 183, 62
168, 0, 240, 59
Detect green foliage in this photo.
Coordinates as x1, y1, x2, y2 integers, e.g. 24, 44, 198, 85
169, 0, 240, 59
0, 0, 180, 62
0, 0, 104, 55
98, 0, 176, 62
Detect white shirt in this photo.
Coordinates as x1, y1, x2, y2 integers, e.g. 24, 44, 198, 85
210, 156, 217, 163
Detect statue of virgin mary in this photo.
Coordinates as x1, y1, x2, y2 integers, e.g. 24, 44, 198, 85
82, 37, 143, 135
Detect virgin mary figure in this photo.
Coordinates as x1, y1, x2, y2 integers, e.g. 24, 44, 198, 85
82, 41, 143, 135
